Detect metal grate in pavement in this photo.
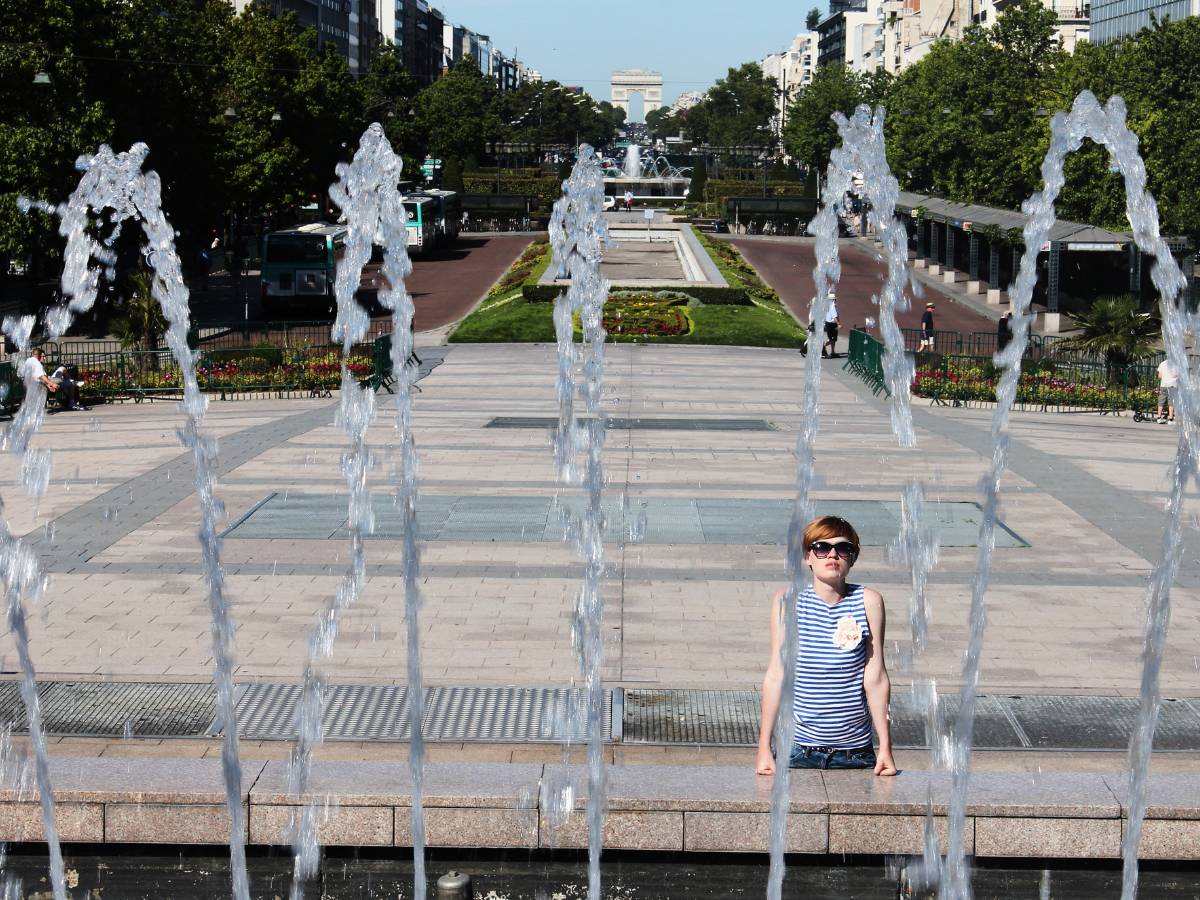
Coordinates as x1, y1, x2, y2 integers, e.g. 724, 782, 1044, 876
0, 681, 27, 728
888, 692, 1024, 750
622, 690, 760, 746
486, 416, 776, 432
422, 687, 611, 743
1004, 694, 1200, 751
230, 683, 410, 741
38, 682, 215, 737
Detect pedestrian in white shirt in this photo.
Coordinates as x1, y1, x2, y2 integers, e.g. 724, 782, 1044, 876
823, 293, 840, 358
1156, 359, 1179, 424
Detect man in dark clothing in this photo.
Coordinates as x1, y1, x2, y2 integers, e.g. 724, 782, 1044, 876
997, 311, 1014, 353
919, 302, 935, 352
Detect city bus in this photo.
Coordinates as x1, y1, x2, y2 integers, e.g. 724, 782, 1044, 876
404, 197, 437, 256
260, 223, 347, 315
410, 189, 461, 245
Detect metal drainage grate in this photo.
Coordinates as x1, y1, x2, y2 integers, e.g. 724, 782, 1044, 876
0, 681, 27, 728
486, 416, 776, 432
33, 682, 215, 737
623, 690, 760, 746
1004, 695, 1200, 751
422, 686, 611, 743
230, 683, 410, 741
619, 690, 1200, 751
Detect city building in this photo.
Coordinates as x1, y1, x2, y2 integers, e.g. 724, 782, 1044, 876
760, 32, 819, 139
669, 90, 706, 114
1090, 0, 1196, 42
976, 0, 1090, 50
234, 0, 377, 74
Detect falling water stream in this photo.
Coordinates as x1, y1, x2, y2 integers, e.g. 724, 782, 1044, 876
286, 123, 427, 900
768, 105, 931, 898
16, 143, 250, 899
547, 145, 611, 900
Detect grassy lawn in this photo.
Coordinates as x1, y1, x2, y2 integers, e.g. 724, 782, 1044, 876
449, 237, 806, 348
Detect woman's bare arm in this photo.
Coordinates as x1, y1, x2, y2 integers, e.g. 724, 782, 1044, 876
862, 588, 896, 775
756, 589, 786, 775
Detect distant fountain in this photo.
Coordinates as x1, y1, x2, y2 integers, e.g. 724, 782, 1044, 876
603, 145, 692, 200
622, 144, 641, 179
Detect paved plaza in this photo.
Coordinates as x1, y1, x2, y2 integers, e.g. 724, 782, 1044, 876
3, 343, 1198, 704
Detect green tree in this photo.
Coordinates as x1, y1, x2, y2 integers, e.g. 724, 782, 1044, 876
806, 7, 821, 30
359, 44, 420, 172
0, 0, 113, 279
687, 157, 707, 202
1057, 295, 1161, 383
782, 65, 866, 171
644, 106, 676, 142
1059, 17, 1200, 243
698, 62, 778, 148
418, 58, 503, 162
883, 0, 1062, 207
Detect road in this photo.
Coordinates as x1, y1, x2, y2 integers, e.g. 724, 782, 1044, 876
729, 237, 995, 339
191, 235, 532, 334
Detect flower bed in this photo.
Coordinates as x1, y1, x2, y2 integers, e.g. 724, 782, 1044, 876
77, 350, 373, 395
912, 357, 1155, 410
596, 292, 692, 338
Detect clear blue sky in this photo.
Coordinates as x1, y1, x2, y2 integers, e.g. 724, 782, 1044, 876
433, 0, 822, 112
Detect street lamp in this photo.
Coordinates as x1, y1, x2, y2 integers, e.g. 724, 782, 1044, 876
33, 70, 51, 85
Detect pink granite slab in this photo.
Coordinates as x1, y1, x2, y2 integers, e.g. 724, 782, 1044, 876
251, 804, 393, 846
250, 761, 542, 808
538, 809, 684, 851
823, 770, 954, 815
684, 811, 827, 853
965, 773, 1120, 818
106, 803, 239, 844
396, 807, 538, 849
975, 816, 1119, 858
1103, 773, 1200, 820
1128, 818, 1200, 859
541, 764, 827, 813
0, 802, 103, 843
0, 758, 267, 805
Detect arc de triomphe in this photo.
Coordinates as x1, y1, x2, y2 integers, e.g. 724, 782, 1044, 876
611, 69, 663, 117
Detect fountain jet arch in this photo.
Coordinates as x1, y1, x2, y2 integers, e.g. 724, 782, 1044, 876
935, 90, 1193, 900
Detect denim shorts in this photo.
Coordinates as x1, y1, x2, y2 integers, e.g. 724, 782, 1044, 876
789, 743, 876, 770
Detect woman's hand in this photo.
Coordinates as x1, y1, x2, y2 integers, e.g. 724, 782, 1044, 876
874, 750, 897, 776
755, 747, 777, 776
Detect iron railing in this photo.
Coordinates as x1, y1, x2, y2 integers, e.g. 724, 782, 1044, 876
2, 327, 395, 411
845, 329, 1168, 414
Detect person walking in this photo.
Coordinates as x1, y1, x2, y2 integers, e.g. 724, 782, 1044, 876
996, 310, 1014, 353
823, 293, 840, 359
1157, 358, 1178, 424
755, 515, 896, 776
918, 302, 935, 352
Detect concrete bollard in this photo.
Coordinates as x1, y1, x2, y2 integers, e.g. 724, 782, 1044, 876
436, 870, 474, 899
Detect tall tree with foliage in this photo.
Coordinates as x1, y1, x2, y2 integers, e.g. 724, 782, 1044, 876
644, 106, 676, 142
0, 0, 113, 279
359, 44, 420, 173
782, 65, 866, 171
883, 0, 1062, 207
806, 7, 822, 30
686, 63, 777, 147
418, 58, 503, 163
1059, 17, 1200, 242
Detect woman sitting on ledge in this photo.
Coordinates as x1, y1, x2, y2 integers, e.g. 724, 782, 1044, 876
756, 515, 896, 776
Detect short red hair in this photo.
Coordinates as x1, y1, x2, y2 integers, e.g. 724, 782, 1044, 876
801, 515, 860, 550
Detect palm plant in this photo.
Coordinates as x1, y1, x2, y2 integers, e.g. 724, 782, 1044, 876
111, 266, 168, 369
1057, 294, 1161, 385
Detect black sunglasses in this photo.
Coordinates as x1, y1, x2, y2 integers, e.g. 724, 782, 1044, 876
809, 540, 859, 560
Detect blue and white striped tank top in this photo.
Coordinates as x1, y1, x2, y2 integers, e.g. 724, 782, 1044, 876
792, 583, 873, 749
